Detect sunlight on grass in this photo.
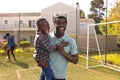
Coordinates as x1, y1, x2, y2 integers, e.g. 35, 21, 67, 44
92, 53, 120, 66
0, 51, 120, 80
18, 68, 40, 80
15, 49, 23, 53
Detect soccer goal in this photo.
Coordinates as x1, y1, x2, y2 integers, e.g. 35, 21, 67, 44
86, 21, 120, 72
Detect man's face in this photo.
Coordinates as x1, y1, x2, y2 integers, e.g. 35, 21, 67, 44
55, 18, 67, 35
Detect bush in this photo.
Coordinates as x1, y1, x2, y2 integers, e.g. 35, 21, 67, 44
0, 40, 7, 54
20, 41, 31, 50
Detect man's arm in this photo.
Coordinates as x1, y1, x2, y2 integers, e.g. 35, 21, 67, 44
57, 44, 78, 64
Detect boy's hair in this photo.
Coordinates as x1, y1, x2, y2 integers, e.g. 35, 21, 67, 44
6, 33, 10, 36
36, 18, 47, 27
54, 16, 67, 24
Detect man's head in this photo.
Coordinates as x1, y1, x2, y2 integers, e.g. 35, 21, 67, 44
36, 18, 50, 35
54, 16, 67, 37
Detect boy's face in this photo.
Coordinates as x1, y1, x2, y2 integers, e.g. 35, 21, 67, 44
39, 21, 50, 35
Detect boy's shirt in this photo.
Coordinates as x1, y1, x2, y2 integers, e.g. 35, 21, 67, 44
33, 31, 56, 62
7, 36, 16, 47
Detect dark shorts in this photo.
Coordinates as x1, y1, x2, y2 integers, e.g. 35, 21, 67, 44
52, 77, 65, 80
8, 46, 15, 50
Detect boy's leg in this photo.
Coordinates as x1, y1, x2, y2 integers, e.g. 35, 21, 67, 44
6, 48, 10, 62
40, 71, 45, 80
11, 46, 16, 61
42, 62, 52, 80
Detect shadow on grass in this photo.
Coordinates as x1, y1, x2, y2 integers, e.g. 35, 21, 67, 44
10, 61, 29, 69
0, 62, 8, 67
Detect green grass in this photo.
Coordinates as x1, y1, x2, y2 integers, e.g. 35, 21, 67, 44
0, 50, 120, 80
90, 51, 120, 66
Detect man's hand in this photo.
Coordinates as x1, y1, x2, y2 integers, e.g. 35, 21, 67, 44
61, 40, 69, 47
37, 61, 48, 68
57, 44, 65, 54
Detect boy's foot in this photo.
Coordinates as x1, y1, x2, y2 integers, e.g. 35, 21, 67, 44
14, 59, 17, 62
6, 60, 10, 62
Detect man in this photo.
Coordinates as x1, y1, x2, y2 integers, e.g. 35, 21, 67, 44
49, 16, 78, 80
33, 18, 69, 80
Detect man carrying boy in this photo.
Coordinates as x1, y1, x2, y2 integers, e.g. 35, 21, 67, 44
33, 18, 68, 80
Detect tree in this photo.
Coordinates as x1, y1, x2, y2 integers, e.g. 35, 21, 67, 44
80, 9, 85, 18
87, 0, 106, 35
108, 1, 120, 21
105, 1, 120, 45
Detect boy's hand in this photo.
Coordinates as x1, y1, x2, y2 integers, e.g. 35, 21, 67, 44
61, 40, 69, 47
37, 61, 48, 68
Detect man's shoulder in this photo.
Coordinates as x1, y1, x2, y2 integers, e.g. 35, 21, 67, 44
64, 34, 75, 41
49, 32, 55, 38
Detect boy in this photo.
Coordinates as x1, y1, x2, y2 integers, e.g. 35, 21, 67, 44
5, 33, 16, 62
33, 18, 68, 80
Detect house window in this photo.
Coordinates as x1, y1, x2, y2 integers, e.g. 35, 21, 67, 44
51, 12, 67, 23
4, 20, 8, 24
29, 20, 36, 27
20, 20, 23, 24
32, 20, 36, 27
29, 20, 32, 27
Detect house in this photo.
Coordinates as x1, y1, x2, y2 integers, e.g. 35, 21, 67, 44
0, 13, 40, 44
0, 2, 95, 47
41, 2, 95, 35
79, 19, 95, 34
41, 2, 77, 34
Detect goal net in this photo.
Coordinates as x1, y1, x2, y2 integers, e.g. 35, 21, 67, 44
86, 21, 120, 72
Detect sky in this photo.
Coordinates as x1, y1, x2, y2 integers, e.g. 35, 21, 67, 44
0, 0, 115, 17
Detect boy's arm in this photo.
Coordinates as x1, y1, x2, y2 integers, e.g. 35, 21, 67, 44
41, 39, 69, 52
39, 37, 57, 52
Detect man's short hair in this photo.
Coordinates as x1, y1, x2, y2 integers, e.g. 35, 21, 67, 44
54, 16, 67, 24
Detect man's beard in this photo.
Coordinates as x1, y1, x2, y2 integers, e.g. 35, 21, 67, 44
54, 27, 65, 37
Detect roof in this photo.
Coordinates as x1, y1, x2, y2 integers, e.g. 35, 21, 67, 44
0, 12, 41, 17
80, 19, 95, 23
42, 2, 75, 12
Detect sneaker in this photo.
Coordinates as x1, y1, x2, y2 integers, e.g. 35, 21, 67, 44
6, 60, 10, 62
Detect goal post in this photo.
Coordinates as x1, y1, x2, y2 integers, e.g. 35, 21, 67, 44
86, 24, 104, 68
86, 21, 120, 72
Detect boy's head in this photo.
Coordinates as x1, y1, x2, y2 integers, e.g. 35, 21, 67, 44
36, 18, 50, 35
4, 33, 10, 39
6, 33, 10, 36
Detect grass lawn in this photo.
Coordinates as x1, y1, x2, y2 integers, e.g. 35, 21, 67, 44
0, 51, 120, 80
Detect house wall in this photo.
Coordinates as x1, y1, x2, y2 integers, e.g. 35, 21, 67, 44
0, 13, 40, 44
79, 19, 95, 34
41, 2, 77, 34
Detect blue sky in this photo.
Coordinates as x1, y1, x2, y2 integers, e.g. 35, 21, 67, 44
0, 0, 115, 17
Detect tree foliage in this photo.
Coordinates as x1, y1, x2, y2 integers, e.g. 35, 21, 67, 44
99, 1, 120, 45
80, 9, 85, 18
87, 0, 106, 35
88, 0, 106, 20
100, 1, 120, 35
108, 1, 120, 21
